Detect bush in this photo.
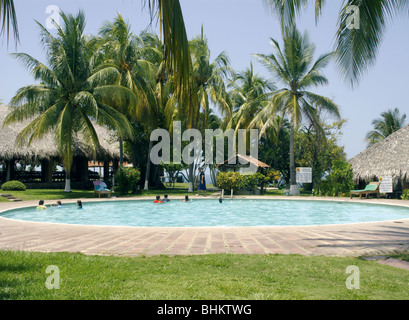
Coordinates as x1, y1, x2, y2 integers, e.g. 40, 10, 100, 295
315, 160, 354, 197
1, 180, 27, 191
242, 173, 269, 192
216, 172, 244, 191
402, 189, 409, 200
114, 167, 141, 195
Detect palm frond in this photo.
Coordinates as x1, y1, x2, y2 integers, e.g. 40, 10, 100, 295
0, 0, 19, 45
335, 0, 401, 87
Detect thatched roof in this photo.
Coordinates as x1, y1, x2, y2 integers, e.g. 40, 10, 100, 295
0, 105, 121, 161
216, 154, 270, 169
349, 124, 409, 182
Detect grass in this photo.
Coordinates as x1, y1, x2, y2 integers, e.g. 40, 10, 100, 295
0, 184, 318, 202
0, 184, 203, 202
0, 250, 408, 300
388, 253, 409, 262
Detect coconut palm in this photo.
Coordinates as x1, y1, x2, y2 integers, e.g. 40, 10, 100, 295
182, 28, 233, 192
264, 0, 409, 87
98, 13, 158, 177
3, 11, 134, 192
189, 27, 233, 133
137, 31, 174, 190
2, 0, 192, 110
365, 108, 407, 147
228, 62, 276, 133
253, 26, 340, 195
144, 0, 193, 113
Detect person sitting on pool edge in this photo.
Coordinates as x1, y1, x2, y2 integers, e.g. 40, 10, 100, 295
36, 200, 47, 210
180, 195, 190, 202
154, 195, 163, 203
161, 194, 170, 203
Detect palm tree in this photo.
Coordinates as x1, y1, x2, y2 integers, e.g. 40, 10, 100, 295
253, 26, 340, 195
2, 0, 192, 110
185, 28, 233, 192
365, 108, 407, 147
137, 31, 174, 190
98, 13, 158, 184
189, 27, 233, 134
228, 62, 276, 133
264, 0, 409, 87
3, 11, 134, 192
144, 0, 193, 114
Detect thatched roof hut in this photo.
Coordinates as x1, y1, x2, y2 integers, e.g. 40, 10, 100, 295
349, 124, 409, 187
216, 154, 270, 170
0, 105, 120, 161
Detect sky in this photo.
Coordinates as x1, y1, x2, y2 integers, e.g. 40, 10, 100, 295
1, 0, 408, 160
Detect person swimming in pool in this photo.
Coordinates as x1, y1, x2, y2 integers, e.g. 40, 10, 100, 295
77, 200, 83, 209
51, 200, 62, 208
180, 195, 191, 202
36, 200, 47, 210
154, 195, 163, 203
161, 194, 170, 203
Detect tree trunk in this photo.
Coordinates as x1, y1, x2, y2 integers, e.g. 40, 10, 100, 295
188, 163, 194, 193
119, 138, 124, 167
144, 140, 153, 190
289, 123, 300, 196
64, 170, 71, 192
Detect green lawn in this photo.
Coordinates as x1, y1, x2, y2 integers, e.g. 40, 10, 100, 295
0, 251, 408, 300
0, 184, 318, 202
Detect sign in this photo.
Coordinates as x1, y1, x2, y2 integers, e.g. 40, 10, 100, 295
379, 176, 393, 193
296, 167, 312, 184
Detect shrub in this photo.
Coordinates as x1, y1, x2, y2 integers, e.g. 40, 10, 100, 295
315, 160, 354, 197
216, 172, 244, 192
242, 173, 269, 192
402, 189, 409, 200
114, 167, 141, 195
1, 180, 27, 191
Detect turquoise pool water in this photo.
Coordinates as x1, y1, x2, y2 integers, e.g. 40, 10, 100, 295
1, 199, 409, 227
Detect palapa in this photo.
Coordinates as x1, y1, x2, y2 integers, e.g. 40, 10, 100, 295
0, 105, 120, 162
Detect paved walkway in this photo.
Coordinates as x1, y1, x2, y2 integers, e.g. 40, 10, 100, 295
1, 197, 409, 258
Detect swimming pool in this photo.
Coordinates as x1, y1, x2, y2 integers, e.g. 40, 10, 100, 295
1, 199, 409, 227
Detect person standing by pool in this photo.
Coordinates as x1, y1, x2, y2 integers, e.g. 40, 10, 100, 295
197, 167, 207, 196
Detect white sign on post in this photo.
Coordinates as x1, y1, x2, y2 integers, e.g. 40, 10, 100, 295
379, 176, 393, 194
296, 167, 312, 184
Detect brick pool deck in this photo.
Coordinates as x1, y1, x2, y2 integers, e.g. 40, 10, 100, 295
1, 196, 409, 258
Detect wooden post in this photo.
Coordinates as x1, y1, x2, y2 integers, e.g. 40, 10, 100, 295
6, 159, 15, 181
103, 160, 109, 183
41, 159, 53, 183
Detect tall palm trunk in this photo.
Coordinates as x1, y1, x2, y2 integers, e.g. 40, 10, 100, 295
144, 139, 153, 190
119, 138, 124, 166
188, 163, 194, 193
64, 170, 71, 193
289, 123, 300, 196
